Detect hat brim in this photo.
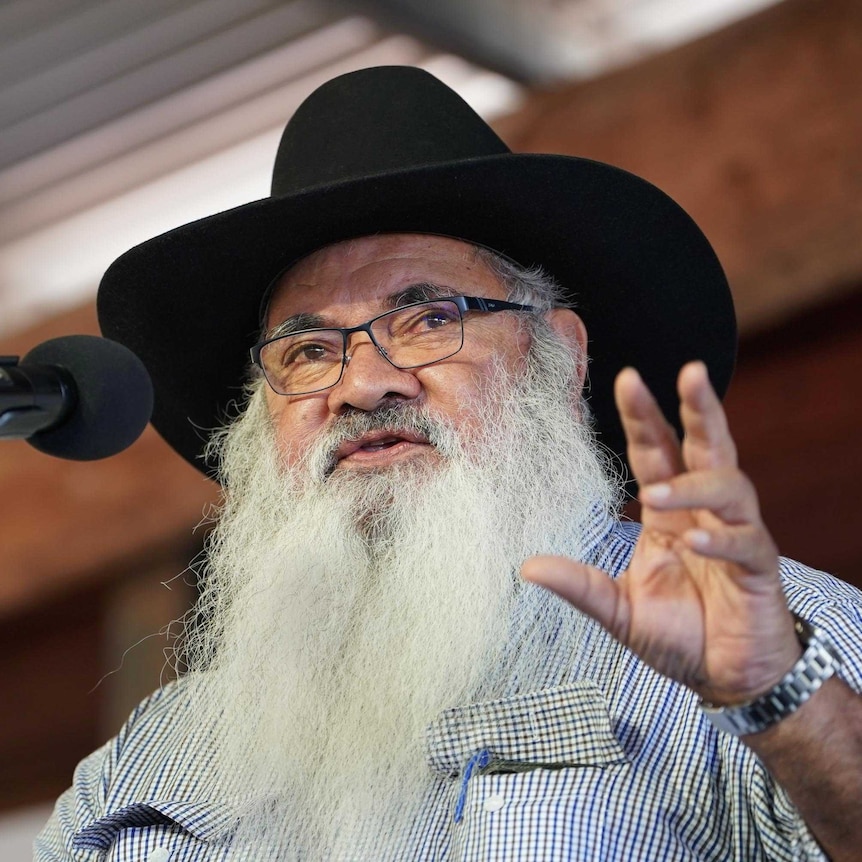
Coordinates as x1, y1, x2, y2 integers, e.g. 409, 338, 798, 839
98, 153, 736, 482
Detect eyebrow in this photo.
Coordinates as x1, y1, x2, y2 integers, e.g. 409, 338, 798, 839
387, 281, 459, 307
265, 282, 460, 339
265, 312, 325, 340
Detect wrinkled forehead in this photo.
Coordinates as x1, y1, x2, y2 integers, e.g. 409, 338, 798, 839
263, 233, 506, 328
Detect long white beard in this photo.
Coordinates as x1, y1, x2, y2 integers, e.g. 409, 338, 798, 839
181, 328, 621, 859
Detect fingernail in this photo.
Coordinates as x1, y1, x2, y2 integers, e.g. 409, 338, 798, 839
642, 482, 671, 502
687, 529, 711, 548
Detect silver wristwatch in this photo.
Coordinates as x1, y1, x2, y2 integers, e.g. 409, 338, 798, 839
701, 616, 842, 736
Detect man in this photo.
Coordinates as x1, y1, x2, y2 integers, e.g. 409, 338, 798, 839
37, 66, 862, 860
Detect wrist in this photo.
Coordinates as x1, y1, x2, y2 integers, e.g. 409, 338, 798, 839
700, 616, 842, 736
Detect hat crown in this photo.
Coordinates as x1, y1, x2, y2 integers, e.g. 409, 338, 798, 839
271, 66, 511, 197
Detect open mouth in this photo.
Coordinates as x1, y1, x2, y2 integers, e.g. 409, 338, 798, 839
334, 430, 432, 465
357, 435, 404, 452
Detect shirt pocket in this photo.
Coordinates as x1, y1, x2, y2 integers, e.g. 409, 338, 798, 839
426, 681, 630, 861
73, 800, 236, 861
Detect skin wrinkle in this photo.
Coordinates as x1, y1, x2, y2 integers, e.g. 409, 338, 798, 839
263, 281, 463, 342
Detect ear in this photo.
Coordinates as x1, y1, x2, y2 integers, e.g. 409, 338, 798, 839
546, 306, 589, 391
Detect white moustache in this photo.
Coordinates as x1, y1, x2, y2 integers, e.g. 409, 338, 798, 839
314, 404, 454, 478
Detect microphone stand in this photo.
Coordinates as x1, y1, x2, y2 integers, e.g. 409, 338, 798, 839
0, 356, 73, 439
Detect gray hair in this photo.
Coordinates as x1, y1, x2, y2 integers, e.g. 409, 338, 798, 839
473, 246, 568, 313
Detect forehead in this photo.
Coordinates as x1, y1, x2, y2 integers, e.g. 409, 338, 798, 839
266, 233, 507, 326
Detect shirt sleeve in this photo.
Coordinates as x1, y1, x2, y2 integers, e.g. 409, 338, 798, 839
780, 557, 862, 693
32, 682, 180, 861
33, 741, 112, 862
744, 558, 862, 860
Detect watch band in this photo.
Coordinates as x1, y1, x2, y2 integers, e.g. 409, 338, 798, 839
701, 616, 842, 736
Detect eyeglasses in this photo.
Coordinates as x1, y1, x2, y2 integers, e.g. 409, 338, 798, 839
251, 295, 537, 396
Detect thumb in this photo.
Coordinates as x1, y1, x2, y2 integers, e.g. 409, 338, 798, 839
521, 555, 624, 636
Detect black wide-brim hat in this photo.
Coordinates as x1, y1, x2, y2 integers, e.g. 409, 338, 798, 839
98, 65, 736, 482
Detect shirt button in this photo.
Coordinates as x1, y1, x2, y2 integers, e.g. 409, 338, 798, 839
148, 849, 171, 862
483, 793, 506, 813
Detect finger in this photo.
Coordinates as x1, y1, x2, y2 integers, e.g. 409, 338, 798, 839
683, 523, 779, 577
677, 361, 737, 472
615, 367, 685, 484
521, 555, 629, 641
640, 466, 778, 578
615, 368, 692, 534
639, 468, 761, 526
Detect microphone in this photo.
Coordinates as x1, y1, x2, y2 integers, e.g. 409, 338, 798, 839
0, 335, 154, 460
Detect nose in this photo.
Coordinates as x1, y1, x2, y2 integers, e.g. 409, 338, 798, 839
326, 333, 421, 414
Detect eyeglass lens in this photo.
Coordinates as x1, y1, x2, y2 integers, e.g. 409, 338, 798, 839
259, 299, 465, 395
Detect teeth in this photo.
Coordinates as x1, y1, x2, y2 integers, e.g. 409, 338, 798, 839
362, 437, 398, 451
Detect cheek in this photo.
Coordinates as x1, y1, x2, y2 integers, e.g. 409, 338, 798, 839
427, 330, 531, 430
419, 355, 523, 427
266, 395, 327, 467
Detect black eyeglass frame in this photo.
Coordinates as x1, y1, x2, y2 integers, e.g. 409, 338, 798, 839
250, 295, 537, 396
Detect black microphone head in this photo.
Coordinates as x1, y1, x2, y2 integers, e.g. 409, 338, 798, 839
24, 335, 154, 460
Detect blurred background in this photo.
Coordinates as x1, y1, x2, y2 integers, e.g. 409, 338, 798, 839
1, 0, 860, 855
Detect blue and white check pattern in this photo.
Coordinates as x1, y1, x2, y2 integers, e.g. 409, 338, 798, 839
36, 513, 862, 861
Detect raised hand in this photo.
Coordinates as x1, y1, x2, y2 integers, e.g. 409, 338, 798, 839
522, 361, 801, 704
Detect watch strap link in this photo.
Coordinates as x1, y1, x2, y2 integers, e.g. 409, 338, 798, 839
701, 616, 842, 736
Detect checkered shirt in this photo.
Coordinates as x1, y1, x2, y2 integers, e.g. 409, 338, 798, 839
35, 513, 862, 861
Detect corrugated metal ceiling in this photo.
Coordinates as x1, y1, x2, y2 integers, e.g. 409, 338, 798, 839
0, 0, 782, 337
